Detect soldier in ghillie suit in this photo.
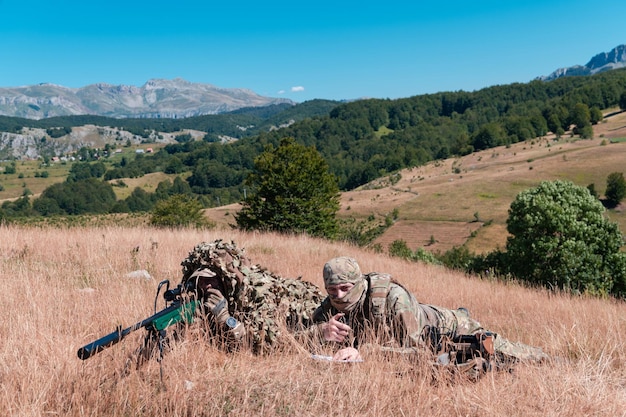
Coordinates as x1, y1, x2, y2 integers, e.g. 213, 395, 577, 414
303, 256, 549, 378
177, 239, 324, 354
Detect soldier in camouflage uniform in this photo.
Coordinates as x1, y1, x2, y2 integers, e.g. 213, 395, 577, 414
177, 239, 324, 354
305, 256, 549, 375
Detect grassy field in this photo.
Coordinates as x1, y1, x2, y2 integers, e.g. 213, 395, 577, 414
110, 171, 189, 201
0, 144, 165, 201
0, 159, 72, 199
3, 110, 625, 416
0, 225, 624, 416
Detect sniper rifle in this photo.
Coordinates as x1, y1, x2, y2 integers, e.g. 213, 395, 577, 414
77, 279, 199, 361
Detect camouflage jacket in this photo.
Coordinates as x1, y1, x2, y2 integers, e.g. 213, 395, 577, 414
307, 272, 548, 364
308, 272, 479, 350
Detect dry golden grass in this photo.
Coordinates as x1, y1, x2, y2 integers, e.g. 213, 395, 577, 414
1, 225, 625, 416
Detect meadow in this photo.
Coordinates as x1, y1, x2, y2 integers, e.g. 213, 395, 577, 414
1, 225, 624, 416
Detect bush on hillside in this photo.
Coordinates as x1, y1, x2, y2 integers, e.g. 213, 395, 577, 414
336, 211, 397, 247
503, 180, 625, 297
149, 194, 214, 229
605, 172, 626, 207
388, 239, 441, 265
437, 245, 476, 271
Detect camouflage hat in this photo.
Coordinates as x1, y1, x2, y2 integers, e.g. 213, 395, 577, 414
323, 257, 363, 286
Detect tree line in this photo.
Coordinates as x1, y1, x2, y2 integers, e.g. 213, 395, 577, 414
0, 100, 339, 139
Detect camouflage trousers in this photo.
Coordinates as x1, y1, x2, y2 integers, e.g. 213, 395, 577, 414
437, 307, 549, 363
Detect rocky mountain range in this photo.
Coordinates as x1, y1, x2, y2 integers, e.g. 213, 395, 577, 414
538, 44, 626, 81
1, 44, 625, 121
0, 78, 294, 120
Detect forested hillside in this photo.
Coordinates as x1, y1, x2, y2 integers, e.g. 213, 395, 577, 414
106, 68, 626, 203
0, 99, 340, 141
2, 69, 626, 217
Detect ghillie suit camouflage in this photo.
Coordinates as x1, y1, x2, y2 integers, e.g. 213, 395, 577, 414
179, 239, 324, 354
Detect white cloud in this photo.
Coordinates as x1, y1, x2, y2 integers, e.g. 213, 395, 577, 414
277, 90, 286, 95
291, 86, 305, 92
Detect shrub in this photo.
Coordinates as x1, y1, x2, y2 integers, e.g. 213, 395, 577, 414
505, 180, 625, 296
605, 172, 626, 207
150, 194, 213, 229
388, 239, 441, 265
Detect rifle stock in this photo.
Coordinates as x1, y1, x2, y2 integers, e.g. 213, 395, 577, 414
77, 299, 199, 360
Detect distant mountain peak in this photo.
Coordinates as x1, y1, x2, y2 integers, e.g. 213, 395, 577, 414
0, 78, 293, 120
538, 44, 626, 81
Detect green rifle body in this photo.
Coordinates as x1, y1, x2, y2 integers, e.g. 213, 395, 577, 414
77, 299, 199, 360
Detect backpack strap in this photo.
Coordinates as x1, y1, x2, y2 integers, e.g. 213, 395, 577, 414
365, 273, 393, 328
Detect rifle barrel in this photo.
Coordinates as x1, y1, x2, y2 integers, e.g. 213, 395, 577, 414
76, 302, 187, 360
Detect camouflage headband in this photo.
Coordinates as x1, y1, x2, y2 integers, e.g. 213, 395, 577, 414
323, 257, 363, 286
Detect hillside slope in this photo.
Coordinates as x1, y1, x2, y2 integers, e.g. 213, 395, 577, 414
345, 111, 626, 254
207, 110, 626, 255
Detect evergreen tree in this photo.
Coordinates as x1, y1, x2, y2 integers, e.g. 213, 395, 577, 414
619, 91, 626, 111
235, 137, 340, 238
605, 172, 626, 207
571, 103, 592, 136
124, 187, 155, 212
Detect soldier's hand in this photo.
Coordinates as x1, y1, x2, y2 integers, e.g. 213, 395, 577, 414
204, 288, 230, 324
332, 347, 362, 362
322, 313, 351, 343
204, 289, 245, 341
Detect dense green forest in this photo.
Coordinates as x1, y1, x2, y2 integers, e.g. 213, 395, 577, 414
2, 69, 626, 217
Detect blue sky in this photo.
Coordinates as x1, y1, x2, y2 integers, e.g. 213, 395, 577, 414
1, 0, 624, 103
